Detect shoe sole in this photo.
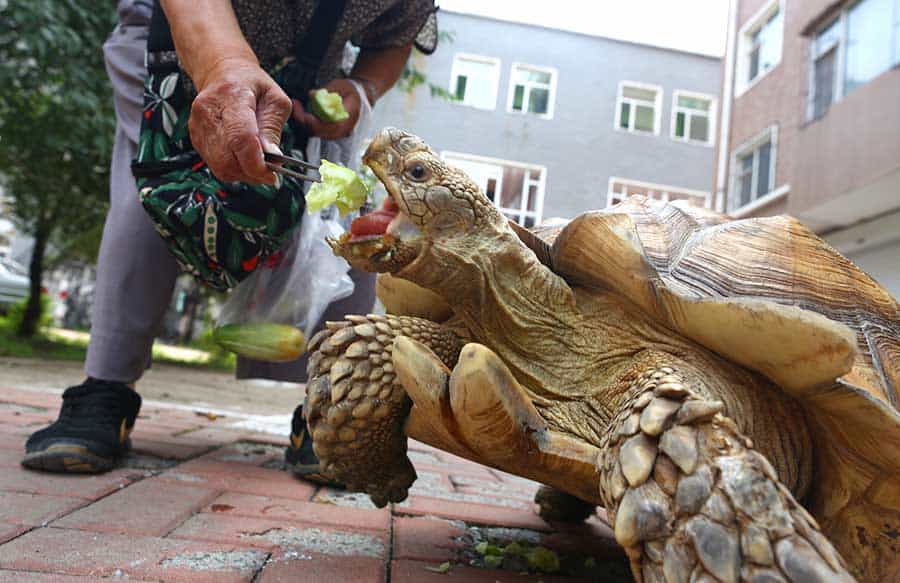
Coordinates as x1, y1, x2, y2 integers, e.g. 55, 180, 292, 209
21, 443, 115, 474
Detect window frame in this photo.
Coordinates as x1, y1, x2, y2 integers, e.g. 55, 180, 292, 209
670, 90, 717, 146
606, 177, 713, 209
728, 125, 782, 213
441, 150, 546, 227
614, 80, 663, 136
505, 62, 558, 119
735, 0, 784, 97
448, 52, 502, 111
807, 0, 900, 121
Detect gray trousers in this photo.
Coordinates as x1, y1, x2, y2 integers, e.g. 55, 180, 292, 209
86, 2, 375, 384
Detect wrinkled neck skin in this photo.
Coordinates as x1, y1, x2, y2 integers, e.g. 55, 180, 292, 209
396, 226, 655, 406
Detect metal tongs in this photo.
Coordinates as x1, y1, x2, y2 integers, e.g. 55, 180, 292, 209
264, 151, 321, 183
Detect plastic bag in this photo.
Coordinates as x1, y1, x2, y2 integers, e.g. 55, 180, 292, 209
216, 208, 355, 351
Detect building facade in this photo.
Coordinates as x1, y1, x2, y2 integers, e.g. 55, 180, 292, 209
371, 10, 722, 226
714, 0, 900, 296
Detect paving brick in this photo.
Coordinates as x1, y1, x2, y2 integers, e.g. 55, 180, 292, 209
0, 492, 85, 526
0, 388, 63, 410
0, 447, 25, 467
131, 437, 213, 461
169, 513, 388, 558
154, 465, 316, 501
257, 553, 384, 583
0, 522, 29, 544
54, 479, 218, 536
0, 527, 266, 583
395, 496, 550, 532
0, 469, 138, 500
201, 492, 390, 532
392, 516, 466, 562
390, 559, 594, 582
0, 571, 123, 582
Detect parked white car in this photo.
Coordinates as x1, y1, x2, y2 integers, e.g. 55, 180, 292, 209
0, 258, 29, 309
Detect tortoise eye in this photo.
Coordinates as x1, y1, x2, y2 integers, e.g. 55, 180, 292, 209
405, 162, 429, 182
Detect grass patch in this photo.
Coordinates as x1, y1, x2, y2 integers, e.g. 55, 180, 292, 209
0, 316, 235, 371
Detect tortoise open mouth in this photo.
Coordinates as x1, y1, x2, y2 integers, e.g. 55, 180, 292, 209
328, 163, 422, 269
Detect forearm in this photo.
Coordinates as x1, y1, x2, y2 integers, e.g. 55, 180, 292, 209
350, 43, 413, 104
159, 0, 257, 89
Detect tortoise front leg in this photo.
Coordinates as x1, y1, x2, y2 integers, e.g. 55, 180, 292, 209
303, 315, 464, 507
598, 365, 857, 583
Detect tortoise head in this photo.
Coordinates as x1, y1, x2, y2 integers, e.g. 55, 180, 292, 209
330, 128, 508, 276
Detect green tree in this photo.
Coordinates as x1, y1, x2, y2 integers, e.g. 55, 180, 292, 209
0, 0, 117, 336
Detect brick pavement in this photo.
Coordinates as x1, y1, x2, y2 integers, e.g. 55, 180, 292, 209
0, 386, 630, 582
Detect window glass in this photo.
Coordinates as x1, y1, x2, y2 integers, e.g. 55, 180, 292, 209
757, 10, 784, 75
689, 116, 709, 142
623, 86, 657, 102
528, 88, 550, 114
756, 141, 772, 196
812, 48, 836, 119
845, 0, 893, 94
635, 105, 655, 132
451, 57, 498, 109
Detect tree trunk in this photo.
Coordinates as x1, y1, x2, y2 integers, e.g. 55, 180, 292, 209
17, 225, 49, 337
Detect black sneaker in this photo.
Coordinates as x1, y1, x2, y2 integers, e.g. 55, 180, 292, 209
284, 404, 344, 488
21, 378, 142, 474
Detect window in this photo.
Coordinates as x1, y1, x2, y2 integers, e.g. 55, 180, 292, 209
442, 152, 546, 227
846, 0, 897, 92
729, 126, 778, 212
607, 177, 712, 209
808, 0, 900, 119
737, 0, 784, 95
449, 54, 500, 110
671, 91, 716, 145
615, 82, 662, 135
507, 64, 557, 118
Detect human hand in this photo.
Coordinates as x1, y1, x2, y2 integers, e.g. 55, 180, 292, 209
188, 57, 293, 185
291, 78, 363, 141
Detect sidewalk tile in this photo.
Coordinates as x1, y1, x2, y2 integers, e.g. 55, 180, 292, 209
169, 513, 388, 558
0, 527, 266, 583
0, 571, 125, 582
0, 523, 29, 544
257, 553, 384, 583
0, 492, 85, 526
0, 469, 138, 500
392, 516, 466, 562
153, 465, 315, 501
54, 479, 218, 536
200, 492, 390, 532
390, 559, 594, 582
131, 437, 213, 461
396, 497, 550, 531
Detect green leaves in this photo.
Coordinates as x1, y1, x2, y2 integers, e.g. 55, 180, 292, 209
0, 0, 117, 263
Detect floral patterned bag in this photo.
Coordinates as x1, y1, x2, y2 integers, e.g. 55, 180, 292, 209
131, 0, 345, 291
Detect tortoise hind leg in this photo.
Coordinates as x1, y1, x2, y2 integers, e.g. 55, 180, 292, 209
303, 315, 464, 507
598, 365, 857, 583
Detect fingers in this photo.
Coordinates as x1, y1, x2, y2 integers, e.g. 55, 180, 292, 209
188, 63, 290, 185
257, 86, 292, 153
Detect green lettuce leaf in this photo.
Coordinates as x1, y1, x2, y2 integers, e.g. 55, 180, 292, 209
305, 159, 370, 217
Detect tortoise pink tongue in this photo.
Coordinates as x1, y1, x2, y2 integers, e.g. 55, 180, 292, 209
349, 197, 399, 241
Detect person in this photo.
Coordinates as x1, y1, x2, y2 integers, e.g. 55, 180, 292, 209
20, 0, 438, 481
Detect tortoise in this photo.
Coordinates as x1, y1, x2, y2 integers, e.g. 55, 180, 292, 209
302, 128, 900, 582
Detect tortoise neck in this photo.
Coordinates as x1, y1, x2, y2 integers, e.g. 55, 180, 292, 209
401, 230, 589, 397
